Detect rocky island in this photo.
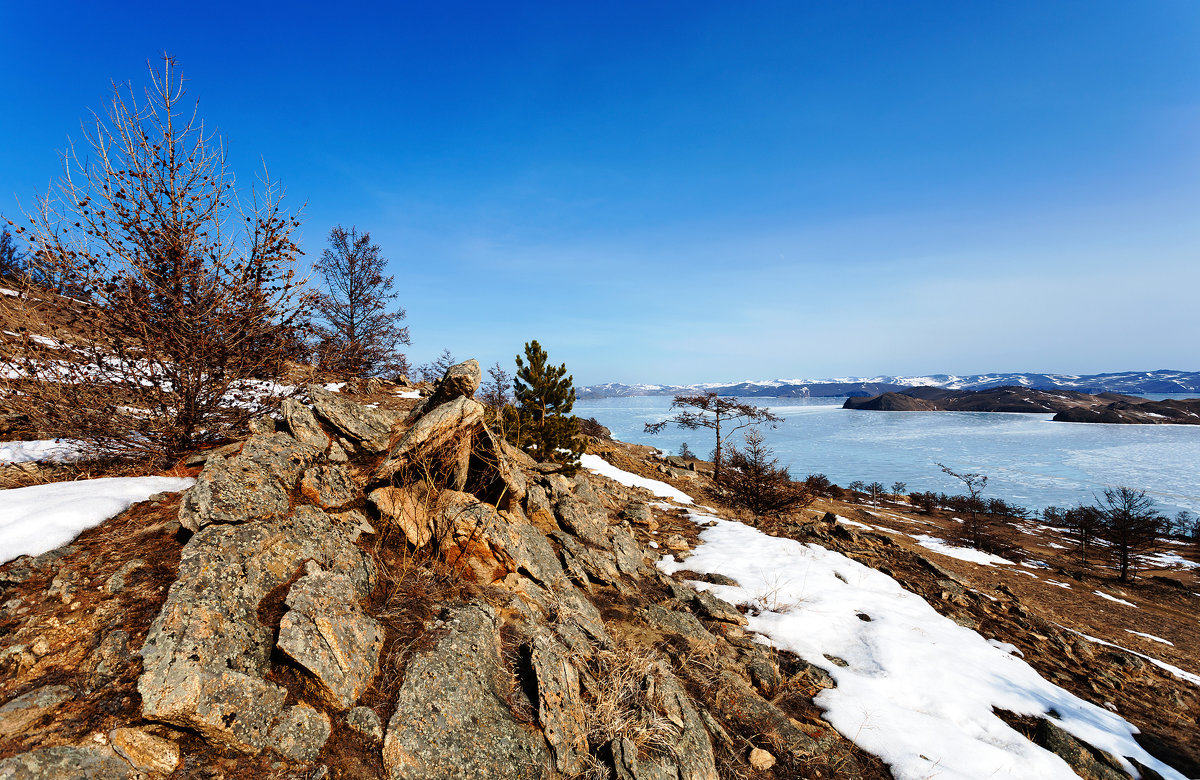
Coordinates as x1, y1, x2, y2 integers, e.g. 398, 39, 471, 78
843, 386, 1200, 424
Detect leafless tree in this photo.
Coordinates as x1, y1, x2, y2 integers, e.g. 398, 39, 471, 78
644, 392, 781, 485
1062, 503, 1103, 569
937, 463, 994, 550
867, 482, 886, 507
0, 228, 26, 281
478, 360, 511, 408
308, 224, 409, 379
417, 348, 456, 383
1095, 486, 1165, 582
721, 429, 814, 520
891, 481, 907, 497
0, 56, 303, 461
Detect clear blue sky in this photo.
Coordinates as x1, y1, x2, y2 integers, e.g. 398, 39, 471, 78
2, 1, 1197, 385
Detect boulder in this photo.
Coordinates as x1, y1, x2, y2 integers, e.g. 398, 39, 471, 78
530, 631, 588, 776
109, 727, 181, 775
178, 454, 289, 532
748, 747, 776, 771
369, 485, 436, 547
277, 565, 383, 709
0, 746, 132, 780
382, 604, 552, 780
554, 494, 611, 550
269, 704, 331, 762
239, 431, 322, 487
0, 685, 72, 739
375, 397, 484, 482
308, 384, 397, 452
407, 359, 482, 420
436, 493, 567, 586
300, 464, 360, 509
1032, 718, 1129, 780
283, 398, 331, 450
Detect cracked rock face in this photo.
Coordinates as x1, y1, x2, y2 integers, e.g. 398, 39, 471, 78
382, 605, 552, 780
138, 505, 371, 753
277, 565, 383, 710
375, 397, 484, 481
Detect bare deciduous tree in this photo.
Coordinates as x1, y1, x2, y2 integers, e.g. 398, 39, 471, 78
0, 56, 304, 460
308, 225, 409, 379
644, 392, 781, 485
478, 361, 512, 408
417, 348, 456, 383
1095, 486, 1164, 582
937, 463, 995, 550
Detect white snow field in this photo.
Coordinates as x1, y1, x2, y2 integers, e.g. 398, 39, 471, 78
0, 476, 194, 565
583, 456, 1188, 780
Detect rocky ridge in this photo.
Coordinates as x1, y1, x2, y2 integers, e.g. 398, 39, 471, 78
0, 359, 1195, 779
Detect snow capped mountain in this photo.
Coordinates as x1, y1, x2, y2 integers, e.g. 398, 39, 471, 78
577, 370, 1200, 399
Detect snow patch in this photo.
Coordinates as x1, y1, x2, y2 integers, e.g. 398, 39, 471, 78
0, 476, 195, 565
914, 535, 1016, 566
1125, 630, 1173, 646
581, 454, 693, 505
0, 439, 88, 464
1093, 591, 1137, 607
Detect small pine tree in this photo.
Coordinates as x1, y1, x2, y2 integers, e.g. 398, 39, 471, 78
504, 340, 584, 473
721, 430, 813, 520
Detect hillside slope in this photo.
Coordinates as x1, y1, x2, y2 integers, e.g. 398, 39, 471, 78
1, 363, 1197, 780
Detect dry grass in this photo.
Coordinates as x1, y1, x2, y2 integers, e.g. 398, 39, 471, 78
580, 641, 682, 764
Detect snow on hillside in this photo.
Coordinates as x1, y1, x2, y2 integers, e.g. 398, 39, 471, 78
583, 457, 1189, 780
0, 476, 195, 565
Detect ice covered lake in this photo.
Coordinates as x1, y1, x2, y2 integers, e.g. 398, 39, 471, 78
574, 395, 1200, 516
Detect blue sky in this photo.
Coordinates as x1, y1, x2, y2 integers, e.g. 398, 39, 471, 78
2, 1, 1198, 385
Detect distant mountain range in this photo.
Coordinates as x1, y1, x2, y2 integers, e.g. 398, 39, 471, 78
577, 370, 1200, 399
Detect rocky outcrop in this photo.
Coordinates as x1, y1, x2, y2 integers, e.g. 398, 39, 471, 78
382, 604, 553, 780
139, 501, 371, 751
407, 358, 482, 421
308, 383, 398, 451
375, 396, 484, 482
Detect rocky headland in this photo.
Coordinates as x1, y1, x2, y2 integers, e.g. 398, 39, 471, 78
843, 386, 1200, 424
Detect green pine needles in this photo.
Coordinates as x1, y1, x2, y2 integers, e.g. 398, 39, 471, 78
504, 340, 585, 474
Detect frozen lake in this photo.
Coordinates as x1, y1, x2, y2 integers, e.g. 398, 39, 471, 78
575, 396, 1200, 516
